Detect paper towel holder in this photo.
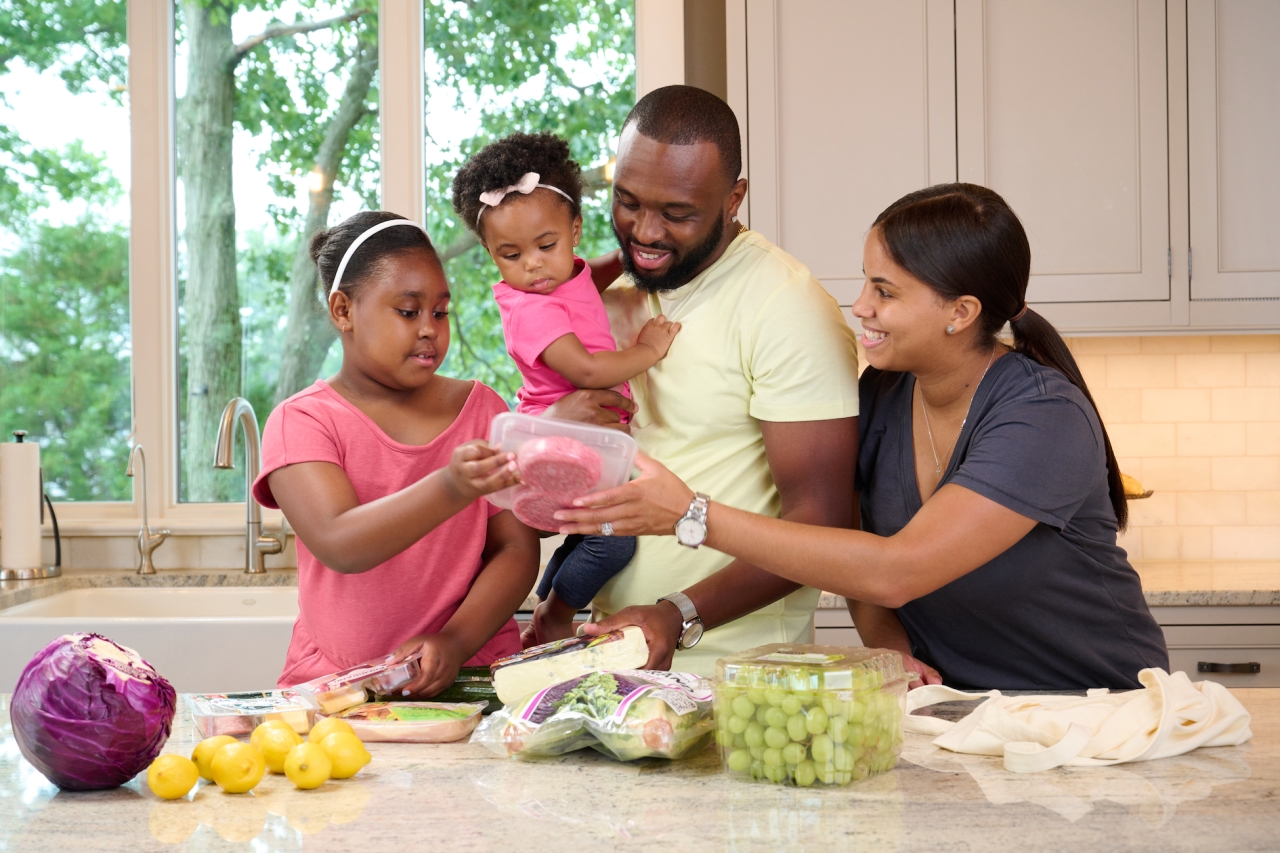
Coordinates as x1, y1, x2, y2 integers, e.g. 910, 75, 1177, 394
0, 430, 63, 582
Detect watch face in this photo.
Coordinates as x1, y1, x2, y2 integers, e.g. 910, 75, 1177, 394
675, 517, 706, 547
680, 621, 704, 650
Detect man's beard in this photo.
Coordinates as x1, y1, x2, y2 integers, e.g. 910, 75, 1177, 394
614, 214, 726, 294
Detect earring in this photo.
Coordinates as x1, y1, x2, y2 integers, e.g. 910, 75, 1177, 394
946, 325, 955, 334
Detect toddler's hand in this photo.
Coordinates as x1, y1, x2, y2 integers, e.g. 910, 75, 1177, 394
445, 440, 519, 501
636, 315, 681, 360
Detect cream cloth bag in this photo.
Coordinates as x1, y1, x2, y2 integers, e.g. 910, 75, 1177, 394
903, 668, 1252, 773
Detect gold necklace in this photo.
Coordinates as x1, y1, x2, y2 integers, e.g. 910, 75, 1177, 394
919, 348, 998, 479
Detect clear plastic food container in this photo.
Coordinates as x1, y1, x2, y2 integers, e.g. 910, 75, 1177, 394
333, 701, 488, 743
484, 413, 638, 527
713, 645, 912, 787
190, 690, 319, 738
294, 654, 422, 715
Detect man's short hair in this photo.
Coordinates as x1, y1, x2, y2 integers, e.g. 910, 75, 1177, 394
623, 85, 742, 183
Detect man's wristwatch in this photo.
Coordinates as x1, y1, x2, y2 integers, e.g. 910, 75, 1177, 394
674, 493, 710, 548
657, 591, 705, 651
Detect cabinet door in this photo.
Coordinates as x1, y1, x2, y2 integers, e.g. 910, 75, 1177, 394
956, 0, 1170, 305
1188, 0, 1280, 302
744, 0, 956, 306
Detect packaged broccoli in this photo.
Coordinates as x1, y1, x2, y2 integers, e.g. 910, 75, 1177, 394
471, 670, 715, 762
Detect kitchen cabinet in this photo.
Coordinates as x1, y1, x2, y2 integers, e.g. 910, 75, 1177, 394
734, 0, 1280, 332
1187, 0, 1280, 307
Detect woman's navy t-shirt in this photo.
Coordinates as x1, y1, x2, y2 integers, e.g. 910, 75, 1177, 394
856, 352, 1168, 690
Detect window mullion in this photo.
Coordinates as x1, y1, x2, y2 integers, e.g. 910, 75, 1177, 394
379, 0, 425, 222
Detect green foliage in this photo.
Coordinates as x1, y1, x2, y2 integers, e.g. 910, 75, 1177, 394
0, 0, 127, 99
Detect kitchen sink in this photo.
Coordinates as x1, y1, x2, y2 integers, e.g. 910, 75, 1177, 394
0, 587, 298, 693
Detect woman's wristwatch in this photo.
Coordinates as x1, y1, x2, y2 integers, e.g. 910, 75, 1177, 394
674, 493, 710, 548
657, 591, 705, 650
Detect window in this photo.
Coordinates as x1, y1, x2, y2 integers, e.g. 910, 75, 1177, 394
0, 0, 132, 501
174, 1, 380, 502
422, 0, 636, 399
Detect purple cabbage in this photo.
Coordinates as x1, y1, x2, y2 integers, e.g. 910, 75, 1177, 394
9, 633, 176, 791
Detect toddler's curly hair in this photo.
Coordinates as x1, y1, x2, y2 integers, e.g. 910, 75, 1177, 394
451, 132, 584, 238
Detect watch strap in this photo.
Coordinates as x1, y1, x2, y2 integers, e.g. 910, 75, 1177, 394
658, 591, 699, 625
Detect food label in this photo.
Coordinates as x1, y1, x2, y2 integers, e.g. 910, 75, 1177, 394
190, 690, 312, 716
757, 652, 846, 665
339, 702, 473, 722
489, 629, 628, 672
518, 671, 710, 723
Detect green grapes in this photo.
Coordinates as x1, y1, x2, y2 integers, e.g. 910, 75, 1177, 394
786, 714, 808, 743
781, 742, 806, 765
728, 715, 748, 734
727, 749, 752, 773
764, 726, 789, 750
781, 695, 802, 716
765, 707, 789, 729
743, 721, 765, 748
731, 695, 755, 719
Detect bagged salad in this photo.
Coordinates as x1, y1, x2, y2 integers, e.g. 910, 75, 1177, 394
471, 670, 715, 762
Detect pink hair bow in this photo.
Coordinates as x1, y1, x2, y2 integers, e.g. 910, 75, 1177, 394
476, 172, 574, 227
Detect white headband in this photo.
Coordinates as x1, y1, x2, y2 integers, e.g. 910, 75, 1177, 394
475, 171, 574, 227
328, 219, 429, 298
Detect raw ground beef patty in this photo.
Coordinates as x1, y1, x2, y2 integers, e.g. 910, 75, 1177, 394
517, 436, 602, 495
512, 487, 571, 532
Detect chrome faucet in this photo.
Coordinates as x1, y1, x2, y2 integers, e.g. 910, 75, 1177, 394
125, 445, 170, 575
213, 398, 283, 573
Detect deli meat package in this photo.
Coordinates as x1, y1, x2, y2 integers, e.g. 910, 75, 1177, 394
332, 701, 488, 743
471, 670, 715, 761
294, 654, 422, 714
190, 690, 318, 737
484, 413, 637, 532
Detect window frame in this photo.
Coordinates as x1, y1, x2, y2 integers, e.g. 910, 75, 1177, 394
57, 0, 663, 536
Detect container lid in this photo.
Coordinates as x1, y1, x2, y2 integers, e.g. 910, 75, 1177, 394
189, 690, 317, 717
715, 644, 910, 692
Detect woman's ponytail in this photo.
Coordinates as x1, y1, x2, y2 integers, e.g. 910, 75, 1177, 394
874, 183, 1129, 529
1010, 308, 1128, 529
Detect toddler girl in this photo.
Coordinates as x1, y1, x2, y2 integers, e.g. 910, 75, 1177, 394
253, 211, 539, 697
451, 132, 679, 644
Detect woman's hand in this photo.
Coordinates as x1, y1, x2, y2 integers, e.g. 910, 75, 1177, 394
388, 633, 465, 699
444, 440, 519, 501
554, 452, 693, 536
581, 601, 684, 670
902, 653, 943, 690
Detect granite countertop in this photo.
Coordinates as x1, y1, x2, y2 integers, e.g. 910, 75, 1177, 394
4, 560, 1277, 617
1, 688, 1276, 851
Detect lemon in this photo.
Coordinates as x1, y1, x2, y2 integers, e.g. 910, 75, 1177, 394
284, 742, 332, 790
319, 732, 371, 779
191, 735, 238, 781
210, 741, 267, 794
146, 753, 199, 799
307, 716, 356, 744
252, 720, 304, 774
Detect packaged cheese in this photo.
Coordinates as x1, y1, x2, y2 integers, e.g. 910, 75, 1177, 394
472, 670, 715, 761
190, 690, 318, 737
294, 654, 422, 714
333, 701, 488, 743
490, 627, 648, 704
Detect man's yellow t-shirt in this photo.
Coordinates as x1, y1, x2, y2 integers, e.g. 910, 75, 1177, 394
595, 229, 861, 675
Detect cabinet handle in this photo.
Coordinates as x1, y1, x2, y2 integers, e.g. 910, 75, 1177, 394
1198, 662, 1260, 674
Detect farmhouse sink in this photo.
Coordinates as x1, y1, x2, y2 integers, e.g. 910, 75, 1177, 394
0, 587, 298, 693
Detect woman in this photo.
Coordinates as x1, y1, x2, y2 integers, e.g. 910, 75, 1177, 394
558, 184, 1168, 690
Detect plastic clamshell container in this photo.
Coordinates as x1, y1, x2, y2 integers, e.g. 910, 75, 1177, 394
484, 413, 638, 512
294, 654, 422, 715
189, 690, 319, 738
713, 644, 912, 787
333, 701, 488, 743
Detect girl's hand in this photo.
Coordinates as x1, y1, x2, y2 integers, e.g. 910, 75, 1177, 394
388, 633, 465, 699
554, 452, 693, 536
636, 315, 681, 360
445, 440, 519, 501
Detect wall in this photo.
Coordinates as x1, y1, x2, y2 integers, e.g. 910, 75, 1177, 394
1067, 334, 1279, 561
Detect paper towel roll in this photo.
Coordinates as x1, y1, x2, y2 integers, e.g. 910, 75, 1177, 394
1, 438, 43, 570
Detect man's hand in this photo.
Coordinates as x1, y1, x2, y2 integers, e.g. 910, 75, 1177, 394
581, 601, 684, 670
543, 389, 636, 429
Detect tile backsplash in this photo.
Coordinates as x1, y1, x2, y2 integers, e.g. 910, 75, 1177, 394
1066, 335, 1279, 561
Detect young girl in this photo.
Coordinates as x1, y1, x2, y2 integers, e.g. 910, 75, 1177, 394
450, 132, 680, 644
252, 210, 539, 698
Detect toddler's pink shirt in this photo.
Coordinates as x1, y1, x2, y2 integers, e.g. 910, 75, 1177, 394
492, 257, 631, 418
252, 380, 519, 686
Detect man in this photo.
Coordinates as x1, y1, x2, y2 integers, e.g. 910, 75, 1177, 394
549, 85, 860, 675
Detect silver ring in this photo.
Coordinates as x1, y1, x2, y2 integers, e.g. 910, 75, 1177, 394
600, 522, 614, 537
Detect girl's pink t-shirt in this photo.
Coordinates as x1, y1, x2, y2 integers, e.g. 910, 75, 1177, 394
492, 257, 631, 418
251, 380, 519, 686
